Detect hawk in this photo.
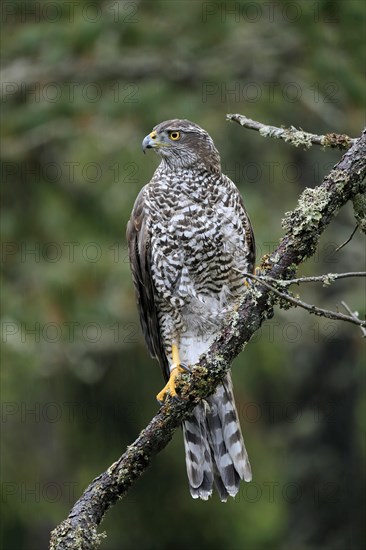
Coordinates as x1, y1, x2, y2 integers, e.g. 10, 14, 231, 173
127, 119, 255, 501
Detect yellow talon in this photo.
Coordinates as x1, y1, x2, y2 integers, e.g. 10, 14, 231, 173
156, 343, 185, 402
156, 365, 186, 402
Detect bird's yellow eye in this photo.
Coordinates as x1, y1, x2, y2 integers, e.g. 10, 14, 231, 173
169, 131, 180, 141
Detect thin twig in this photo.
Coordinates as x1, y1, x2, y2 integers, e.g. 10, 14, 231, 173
247, 271, 366, 287
341, 301, 366, 337
227, 113, 357, 150
245, 273, 366, 329
335, 224, 359, 252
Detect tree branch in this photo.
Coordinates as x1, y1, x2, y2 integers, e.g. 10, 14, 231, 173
341, 301, 366, 338
335, 225, 359, 251
244, 272, 366, 331
246, 271, 366, 287
50, 127, 366, 549
226, 113, 357, 150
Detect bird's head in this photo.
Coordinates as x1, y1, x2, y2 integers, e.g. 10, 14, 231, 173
142, 119, 221, 173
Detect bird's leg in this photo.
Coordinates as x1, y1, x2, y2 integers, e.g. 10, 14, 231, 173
156, 343, 187, 403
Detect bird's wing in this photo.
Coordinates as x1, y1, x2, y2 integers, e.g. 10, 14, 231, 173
223, 175, 256, 272
126, 186, 170, 381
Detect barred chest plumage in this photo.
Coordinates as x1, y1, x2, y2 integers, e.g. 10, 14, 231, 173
142, 163, 251, 359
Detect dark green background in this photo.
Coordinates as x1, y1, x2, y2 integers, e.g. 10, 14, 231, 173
1, 1, 365, 549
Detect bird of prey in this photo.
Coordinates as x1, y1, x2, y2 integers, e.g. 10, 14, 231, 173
127, 119, 255, 501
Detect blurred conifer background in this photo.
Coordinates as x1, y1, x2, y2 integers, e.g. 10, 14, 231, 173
1, 1, 365, 548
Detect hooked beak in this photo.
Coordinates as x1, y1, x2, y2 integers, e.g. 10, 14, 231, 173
142, 130, 158, 153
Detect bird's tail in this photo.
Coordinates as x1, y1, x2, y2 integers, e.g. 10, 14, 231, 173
182, 372, 251, 501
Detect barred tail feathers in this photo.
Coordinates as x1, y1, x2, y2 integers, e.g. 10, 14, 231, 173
182, 402, 213, 500
182, 372, 251, 501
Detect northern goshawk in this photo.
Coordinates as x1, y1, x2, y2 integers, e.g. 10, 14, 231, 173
127, 119, 255, 501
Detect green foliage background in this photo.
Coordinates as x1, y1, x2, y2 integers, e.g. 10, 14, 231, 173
1, 1, 365, 549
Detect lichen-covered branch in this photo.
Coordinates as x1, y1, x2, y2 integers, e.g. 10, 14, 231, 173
226, 113, 357, 150
50, 128, 366, 550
